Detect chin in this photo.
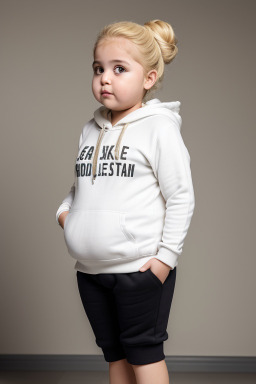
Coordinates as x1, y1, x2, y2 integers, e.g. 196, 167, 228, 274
101, 99, 114, 108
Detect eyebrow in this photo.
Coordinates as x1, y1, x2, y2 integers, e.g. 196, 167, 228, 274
92, 59, 130, 67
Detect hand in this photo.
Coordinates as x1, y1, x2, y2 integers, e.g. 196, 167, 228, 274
58, 211, 69, 229
139, 258, 173, 284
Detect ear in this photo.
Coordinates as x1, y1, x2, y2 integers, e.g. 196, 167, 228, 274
144, 69, 158, 90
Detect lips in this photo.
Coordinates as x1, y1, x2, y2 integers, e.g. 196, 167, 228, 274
101, 90, 112, 95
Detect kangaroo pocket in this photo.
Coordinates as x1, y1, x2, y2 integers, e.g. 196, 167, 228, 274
63, 209, 139, 261
123, 210, 165, 257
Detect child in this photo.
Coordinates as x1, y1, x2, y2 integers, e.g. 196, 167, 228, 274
56, 19, 195, 384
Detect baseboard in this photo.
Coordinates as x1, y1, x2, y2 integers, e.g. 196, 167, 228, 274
0, 355, 256, 372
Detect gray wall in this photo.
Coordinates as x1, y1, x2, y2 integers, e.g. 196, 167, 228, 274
1, 0, 255, 356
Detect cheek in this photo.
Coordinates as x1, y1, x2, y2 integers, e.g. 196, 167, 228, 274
92, 76, 99, 87
118, 74, 144, 92
92, 80, 99, 96
91, 78, 99, 98
122, 77, 143, 98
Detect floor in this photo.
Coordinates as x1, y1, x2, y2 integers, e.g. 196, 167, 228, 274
0, 371, 256, 384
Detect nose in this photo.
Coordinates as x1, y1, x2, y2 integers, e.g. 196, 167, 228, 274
101, 69, 111, 85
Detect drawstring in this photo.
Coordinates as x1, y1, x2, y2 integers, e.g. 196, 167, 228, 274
92, 126, 107, 184
114, 123, 129, 160
92, 123, 129, 184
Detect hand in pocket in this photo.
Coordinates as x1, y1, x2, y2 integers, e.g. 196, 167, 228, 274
58, 211, 69, 229
139, 257, 172, 284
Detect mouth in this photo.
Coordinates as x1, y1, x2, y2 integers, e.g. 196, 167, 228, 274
101, 91, 112, 95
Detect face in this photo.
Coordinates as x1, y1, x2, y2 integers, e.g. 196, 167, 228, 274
92, 37, 152, 124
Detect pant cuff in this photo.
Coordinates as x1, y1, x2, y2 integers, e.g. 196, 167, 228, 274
123, 342, 165, 365
102, 345, 127, 363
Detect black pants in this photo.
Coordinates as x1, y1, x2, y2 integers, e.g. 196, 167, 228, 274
76, 267, 176, 365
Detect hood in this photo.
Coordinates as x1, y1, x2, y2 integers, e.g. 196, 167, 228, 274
94, 98, 181, 129
91, 98, 181, 184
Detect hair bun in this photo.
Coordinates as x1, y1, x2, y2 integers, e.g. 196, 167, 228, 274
144, 19, 178, 64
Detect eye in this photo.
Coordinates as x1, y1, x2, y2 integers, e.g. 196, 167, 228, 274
114, 65, 126, 74
93, 66, 103, 75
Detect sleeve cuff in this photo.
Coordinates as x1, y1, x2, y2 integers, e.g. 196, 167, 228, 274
56, 203, 71, 226
154, 246, 179, 269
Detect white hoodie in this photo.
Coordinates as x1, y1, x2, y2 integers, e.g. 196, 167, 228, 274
56, 98, 195, 274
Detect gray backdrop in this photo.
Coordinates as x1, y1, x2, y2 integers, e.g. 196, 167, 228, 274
1, 0, 255, 357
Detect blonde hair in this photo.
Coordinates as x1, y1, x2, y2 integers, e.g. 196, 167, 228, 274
93, 20, 178, 101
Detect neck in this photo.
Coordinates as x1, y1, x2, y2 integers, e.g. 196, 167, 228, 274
110, 102, 142, 126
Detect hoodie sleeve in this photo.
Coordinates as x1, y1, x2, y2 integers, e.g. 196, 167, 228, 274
55, 130, 83, 226
150, 117, 195, 269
